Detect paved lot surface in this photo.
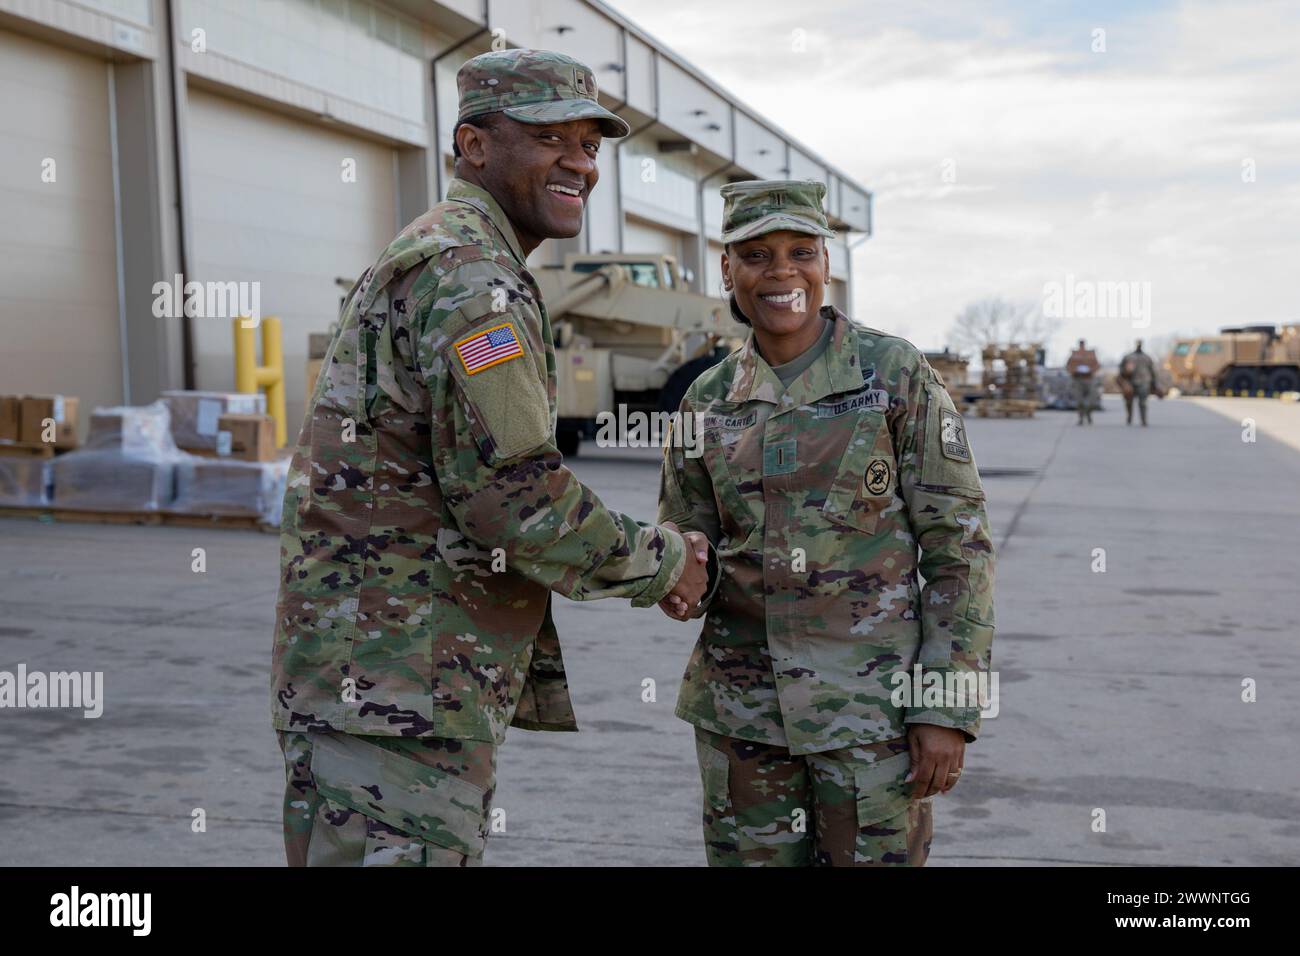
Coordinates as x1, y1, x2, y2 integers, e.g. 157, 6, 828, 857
1, 395, 1297, 866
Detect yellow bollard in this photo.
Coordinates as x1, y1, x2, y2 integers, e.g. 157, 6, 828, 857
233, 316, 287, 447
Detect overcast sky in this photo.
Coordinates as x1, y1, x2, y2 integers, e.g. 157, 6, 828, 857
605, 0, 1300, 362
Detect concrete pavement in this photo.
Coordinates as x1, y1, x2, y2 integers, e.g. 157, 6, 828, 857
0, 395, 1297, 865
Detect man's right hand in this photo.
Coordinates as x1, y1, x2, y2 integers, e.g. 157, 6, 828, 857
660, 521, 709, 620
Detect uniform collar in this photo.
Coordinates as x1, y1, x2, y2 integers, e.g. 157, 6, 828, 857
445, 177, 528, 267
726, 306, 864, 408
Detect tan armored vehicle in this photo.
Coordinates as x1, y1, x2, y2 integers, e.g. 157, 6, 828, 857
1165, 325, 1300, 394
533, 253, 734, 455
1163, 338, 1197, 392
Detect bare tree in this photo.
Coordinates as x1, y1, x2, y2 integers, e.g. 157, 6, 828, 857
948, 297, 1063, 357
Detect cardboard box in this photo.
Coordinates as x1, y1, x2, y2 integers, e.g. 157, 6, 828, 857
86, 402, 173, 455
1066, 348, 1100, 377
0, 396, 19, 442
308, 332, 333, 360
19, 395, 79, 448
216, 413, 275, 462
162, 390, 265, 451
305, 358, 324, 409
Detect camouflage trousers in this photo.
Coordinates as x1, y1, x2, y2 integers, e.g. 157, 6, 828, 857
277, 730, 496, 867
693, 727, 932, 867
1123, 387, 1150, 425
1072, 376, 1095, 424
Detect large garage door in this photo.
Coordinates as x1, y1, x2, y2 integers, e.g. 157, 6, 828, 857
623, 217, 682, 260
0, 29, 121, 429
185, 87, 398, 432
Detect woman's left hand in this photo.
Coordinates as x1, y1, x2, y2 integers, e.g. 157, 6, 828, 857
905, 724, 966, 798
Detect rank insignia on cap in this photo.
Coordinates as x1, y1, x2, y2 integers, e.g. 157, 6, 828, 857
455, 322, 525, 375
940, 408, 970, 462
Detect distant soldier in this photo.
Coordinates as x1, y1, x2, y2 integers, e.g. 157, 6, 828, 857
270, 49, 711, 867
1066, 338, 1099, 425
1118, 339, 1161, 426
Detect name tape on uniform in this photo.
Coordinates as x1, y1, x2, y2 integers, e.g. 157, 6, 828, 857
455, 322, 524, 375
701, 411, 758, 430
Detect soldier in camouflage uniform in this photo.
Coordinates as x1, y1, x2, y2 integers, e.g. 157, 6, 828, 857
658, 180, 996, 866
271, 48, 711, 867
1067, 339, 1099, 425
1118, 339, 1160, 426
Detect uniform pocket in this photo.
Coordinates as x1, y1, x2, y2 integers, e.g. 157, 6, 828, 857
823, 409, 894, 535
309, 733, 488, 858
853, 750, 914, 828
696, 737, 732, 812
701, 438, 759, 547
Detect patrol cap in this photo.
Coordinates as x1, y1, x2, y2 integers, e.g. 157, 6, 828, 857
456, 48, 631, 138
720, 179, 835, 244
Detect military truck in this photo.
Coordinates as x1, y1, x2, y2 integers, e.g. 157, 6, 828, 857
1165, 324, 1300, 395
1162, 338, 1198, 392
533, 253, 735, 455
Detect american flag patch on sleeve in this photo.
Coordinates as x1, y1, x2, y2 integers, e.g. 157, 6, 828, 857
454, 321, 525, 375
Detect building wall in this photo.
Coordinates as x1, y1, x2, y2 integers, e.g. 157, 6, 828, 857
0, 0, 868, 439
0, 27, 123, 423
185, 86, 399, 431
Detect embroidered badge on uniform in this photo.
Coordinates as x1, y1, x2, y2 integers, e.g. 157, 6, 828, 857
865, 458, 892, 495
940, 408, 971, 462
455, 322, 524, 375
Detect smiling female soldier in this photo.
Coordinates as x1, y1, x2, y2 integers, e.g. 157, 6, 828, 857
657, 180, 996, 867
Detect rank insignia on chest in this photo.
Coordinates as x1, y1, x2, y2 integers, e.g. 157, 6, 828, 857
455, 322, 524, 374
940, 408, 971, 462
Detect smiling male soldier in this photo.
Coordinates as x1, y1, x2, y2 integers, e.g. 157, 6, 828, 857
270, 48, 711, 867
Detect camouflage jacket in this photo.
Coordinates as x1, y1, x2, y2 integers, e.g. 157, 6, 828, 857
1119, 350, 1157, 390
659, 308, 996, 755
271, 178, 687, 743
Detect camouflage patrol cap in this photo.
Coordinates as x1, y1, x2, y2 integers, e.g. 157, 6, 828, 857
720, 179, 835, 244
457, 48, 631, 138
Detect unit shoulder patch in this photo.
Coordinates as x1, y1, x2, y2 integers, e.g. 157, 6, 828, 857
940, 408, 971, 462
865, 458, 892, 495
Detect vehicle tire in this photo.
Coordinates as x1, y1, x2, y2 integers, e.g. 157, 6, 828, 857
1266, 367, 1300, 395
556, 428, 580, 457
658, 355, 722, 415
1222, 368, 1259, 394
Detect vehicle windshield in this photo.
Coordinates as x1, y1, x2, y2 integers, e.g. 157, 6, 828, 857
572, 261, 662, 288
1174, 343, 1192, 356
1196, 342, 1222, 354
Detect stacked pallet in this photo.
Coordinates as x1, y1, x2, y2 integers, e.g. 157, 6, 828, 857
975, 398, 1038, 418
0, 393, 287, 531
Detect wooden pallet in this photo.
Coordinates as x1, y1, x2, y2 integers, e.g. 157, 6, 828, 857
0, 505, 276, 533
0, 440, 60, 459
975, 398, 1037, 419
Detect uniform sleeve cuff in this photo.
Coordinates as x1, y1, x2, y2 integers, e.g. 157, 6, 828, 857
631, 527, 686, 608
904, 710, 980, 744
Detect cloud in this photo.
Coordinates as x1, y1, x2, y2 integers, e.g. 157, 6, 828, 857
607, 0, 1300, 359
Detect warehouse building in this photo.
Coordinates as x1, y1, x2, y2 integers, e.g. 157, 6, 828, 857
0, 0, 872, 433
